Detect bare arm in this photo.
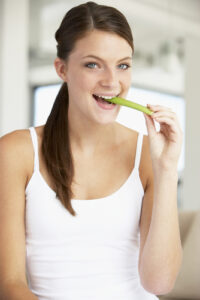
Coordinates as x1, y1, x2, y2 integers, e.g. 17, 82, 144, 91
0, 281, 38, 300
139, 156, 182, 295
0, 131, 38, 300
138, 108, 183, 295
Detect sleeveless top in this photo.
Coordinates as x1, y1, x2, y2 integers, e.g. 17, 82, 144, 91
25, 126, 158, 300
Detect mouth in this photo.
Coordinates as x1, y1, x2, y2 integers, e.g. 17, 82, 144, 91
92, 94, 119, 104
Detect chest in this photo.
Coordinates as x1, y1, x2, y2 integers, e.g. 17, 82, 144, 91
39, 137, 141, 200
71, 148, 136, 200
35, 126, 146, 201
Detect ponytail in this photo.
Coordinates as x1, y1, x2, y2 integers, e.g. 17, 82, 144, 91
41, 82, 76, 216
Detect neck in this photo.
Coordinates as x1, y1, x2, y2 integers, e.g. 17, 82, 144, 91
68, 116, 116, 157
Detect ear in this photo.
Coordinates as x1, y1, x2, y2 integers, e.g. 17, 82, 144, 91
54, 57, 68, 81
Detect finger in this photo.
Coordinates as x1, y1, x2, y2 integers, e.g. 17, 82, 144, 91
154, 112, 182, 132
155, 116, 180, 135
148, 104, 173, 113
151, 111, 177, 121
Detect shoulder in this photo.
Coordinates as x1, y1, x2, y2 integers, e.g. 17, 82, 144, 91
114, 122, 138, 146
0, 125, 45, 154
140, 134, 153, 191
128, 127, 152, 192
0, 128, 32, 155
115, 121, 149, 148
115, 123, 151, 191
115, 122, 151, 159
0, 129, 34, 179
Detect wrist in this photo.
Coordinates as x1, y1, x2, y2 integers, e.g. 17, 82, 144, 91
152, 159, 178, 175
153, 166, 179, 181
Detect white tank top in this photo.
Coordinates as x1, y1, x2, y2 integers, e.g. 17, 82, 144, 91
25, 126, 158, 300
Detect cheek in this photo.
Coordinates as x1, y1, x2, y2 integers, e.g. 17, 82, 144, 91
69, 78, 93, 97
68, 71, 90, 91
122, 73, 132, 89
76, 72, 96, 91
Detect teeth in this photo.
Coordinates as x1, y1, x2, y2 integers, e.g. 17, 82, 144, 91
94, 94, 116, 99
102, 96, 113, 99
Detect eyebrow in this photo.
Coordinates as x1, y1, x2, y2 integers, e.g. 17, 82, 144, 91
82, 55, 132, 62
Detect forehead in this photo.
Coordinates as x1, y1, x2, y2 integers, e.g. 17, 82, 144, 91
70, 30, 133, 61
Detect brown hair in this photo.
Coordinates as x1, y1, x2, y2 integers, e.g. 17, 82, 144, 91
41, 1, 134, 216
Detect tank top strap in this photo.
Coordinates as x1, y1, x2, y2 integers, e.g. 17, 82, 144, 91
28, 127, 39, 172
134, 132, 143, 170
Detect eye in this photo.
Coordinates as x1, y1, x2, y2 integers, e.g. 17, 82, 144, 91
118, 64, 131, 70
85, 62, 98, 69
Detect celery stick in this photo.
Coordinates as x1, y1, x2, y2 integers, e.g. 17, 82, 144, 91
104, 97, 153, 115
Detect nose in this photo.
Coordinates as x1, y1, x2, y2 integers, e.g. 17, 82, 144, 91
99, 68, 119, 89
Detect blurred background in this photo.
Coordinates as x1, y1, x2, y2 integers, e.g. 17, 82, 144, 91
0, 0, 200, 211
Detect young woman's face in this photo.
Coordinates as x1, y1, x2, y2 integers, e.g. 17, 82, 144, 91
64, 29, 133, 124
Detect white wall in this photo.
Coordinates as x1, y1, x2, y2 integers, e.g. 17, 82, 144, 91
0, 0, 4, 123
0, 0, 30, 136
182, 36, 200, 210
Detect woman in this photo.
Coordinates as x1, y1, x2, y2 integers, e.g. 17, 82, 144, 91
0, 1, 183, 299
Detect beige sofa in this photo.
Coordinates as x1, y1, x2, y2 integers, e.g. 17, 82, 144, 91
159, 209, 200, 300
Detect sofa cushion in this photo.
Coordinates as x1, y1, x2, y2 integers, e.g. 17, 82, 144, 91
159, 298, 193, 300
